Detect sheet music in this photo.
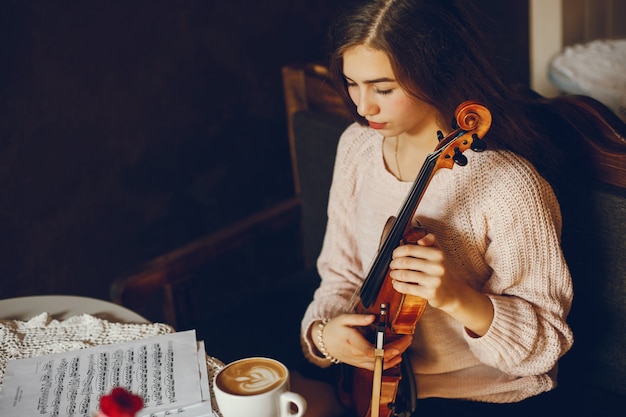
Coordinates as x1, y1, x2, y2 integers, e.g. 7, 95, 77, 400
0, 330, 217, 417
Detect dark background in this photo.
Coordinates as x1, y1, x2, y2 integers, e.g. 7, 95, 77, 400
0, 1, 528, 304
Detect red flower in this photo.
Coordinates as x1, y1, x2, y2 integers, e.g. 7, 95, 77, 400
99, 387, 144, 417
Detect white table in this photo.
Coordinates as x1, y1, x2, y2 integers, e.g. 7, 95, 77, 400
0, 296, 224, 415
0, 295, 148, 323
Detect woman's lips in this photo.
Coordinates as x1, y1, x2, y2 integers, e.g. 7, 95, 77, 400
368, 121, 386, 129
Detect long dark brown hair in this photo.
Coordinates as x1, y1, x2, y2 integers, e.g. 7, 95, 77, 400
327, 0, 548, 165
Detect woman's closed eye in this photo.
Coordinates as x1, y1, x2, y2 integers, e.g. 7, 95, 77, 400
345, 79, 394, 95
374, 87, 393, 95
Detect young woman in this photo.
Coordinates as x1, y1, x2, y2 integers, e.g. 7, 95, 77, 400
294, 1, 573, 416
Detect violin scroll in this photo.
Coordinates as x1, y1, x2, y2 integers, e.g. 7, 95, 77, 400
454, 100, 492, 137
455, 101, 490, 152
436, 101, 492, 169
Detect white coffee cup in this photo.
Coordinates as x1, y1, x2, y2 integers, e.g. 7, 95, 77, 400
213, 357, 307, 417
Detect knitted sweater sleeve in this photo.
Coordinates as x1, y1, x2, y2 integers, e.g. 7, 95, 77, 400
463, 152, 574, 376
300, 124, 368, 365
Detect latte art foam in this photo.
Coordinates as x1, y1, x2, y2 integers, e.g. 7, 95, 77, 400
234, 366, 281, 393
216, 358, 287, 396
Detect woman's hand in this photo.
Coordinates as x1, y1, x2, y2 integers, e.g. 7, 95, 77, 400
389, 233, 454, 309
313, 314, 412, 370
389, 233, 494, 336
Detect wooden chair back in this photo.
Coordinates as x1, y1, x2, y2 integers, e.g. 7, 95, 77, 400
282, 63, 351, 195
537, 93, 626, 406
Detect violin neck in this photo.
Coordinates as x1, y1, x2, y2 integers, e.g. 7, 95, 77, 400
359, 151, 440, 308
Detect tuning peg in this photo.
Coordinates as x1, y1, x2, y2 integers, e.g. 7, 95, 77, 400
453, 147, 468, 166
470, 133, 487, 152
437, 130, 444, 142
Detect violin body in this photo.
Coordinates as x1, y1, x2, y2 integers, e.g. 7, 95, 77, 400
357, 226, 429, 333
342, 101, 492, 417
342, 227, 426, 417
350, 366, 403, 417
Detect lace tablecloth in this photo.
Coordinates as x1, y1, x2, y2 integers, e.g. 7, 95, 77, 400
0, 313, 225, 412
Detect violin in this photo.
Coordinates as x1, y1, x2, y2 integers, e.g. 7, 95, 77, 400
342, 101, 492, 417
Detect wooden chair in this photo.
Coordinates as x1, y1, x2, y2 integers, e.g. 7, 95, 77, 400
282, 63, 352, 267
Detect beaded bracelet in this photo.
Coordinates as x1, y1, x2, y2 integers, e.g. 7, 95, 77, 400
317, 318, 341, 364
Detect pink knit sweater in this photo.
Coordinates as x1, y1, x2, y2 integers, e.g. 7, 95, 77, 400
301, 123, 574, 403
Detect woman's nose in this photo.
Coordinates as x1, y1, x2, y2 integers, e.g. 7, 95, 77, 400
356, 93, 379, 117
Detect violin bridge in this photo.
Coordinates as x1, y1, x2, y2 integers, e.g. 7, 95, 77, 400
376, 303, 389, 341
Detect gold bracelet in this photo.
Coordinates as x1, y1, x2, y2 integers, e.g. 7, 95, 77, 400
317, 318, 341, 364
